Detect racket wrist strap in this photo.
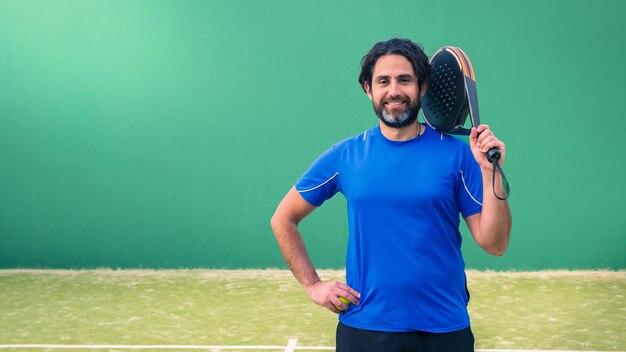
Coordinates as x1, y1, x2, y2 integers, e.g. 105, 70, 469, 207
492, 160, 510, 200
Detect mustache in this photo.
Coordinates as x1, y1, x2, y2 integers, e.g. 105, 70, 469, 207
384, 96, 410, 103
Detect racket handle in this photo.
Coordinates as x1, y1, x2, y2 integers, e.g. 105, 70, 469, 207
486, 147, 500, 164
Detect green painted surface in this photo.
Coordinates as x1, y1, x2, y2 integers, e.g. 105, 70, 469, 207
1, 0, 624, 269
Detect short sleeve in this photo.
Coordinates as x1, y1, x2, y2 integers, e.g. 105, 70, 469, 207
295, 144, 341, 207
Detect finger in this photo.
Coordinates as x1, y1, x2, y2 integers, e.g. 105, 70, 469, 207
480, 138, 503, 153
336, 283, 360, 304
326, 286, 357, 311
469, 127, 478, 145
478, 133, 502, 152
336, 282, 360, 297
477, 135, 496, 149
348, 287, 361, 301
332, 297, 350, 312
476, 128, 494, 145
476, 124, 490, 133
335, 293, 357, 308
328, 303, 343, 314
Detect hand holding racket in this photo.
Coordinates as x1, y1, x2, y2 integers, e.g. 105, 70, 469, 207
421, 46, 510, 200
470, 124, 505, 167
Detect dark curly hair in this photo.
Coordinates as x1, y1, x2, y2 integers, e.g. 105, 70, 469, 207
358, 38, 430, 92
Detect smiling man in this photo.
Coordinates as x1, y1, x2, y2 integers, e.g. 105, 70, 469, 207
271, 38, 512, 352
367, 54, 424, 130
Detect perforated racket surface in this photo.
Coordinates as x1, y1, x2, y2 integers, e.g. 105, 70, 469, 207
421, 47, 470, 135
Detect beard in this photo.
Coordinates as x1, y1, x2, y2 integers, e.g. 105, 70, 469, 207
373, 97, 421, 129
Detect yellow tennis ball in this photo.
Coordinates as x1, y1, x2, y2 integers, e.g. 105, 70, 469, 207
335, 296, 351, 311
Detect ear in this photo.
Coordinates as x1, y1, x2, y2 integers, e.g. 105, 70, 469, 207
363, 82, 373, 100
419, 82, 428, 99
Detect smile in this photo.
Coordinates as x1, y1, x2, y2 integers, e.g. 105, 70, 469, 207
385, 101, 407, 108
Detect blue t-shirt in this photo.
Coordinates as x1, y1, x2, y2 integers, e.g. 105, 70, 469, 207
295, 124, 483, 333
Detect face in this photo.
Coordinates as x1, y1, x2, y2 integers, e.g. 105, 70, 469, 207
364, 54, 425, 128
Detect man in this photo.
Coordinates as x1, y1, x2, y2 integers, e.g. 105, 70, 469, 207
270, 38, 512, 352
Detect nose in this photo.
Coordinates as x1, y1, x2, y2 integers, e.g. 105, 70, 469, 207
388, 81, 402, 97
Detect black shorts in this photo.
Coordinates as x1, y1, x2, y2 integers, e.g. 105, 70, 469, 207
336, 322, 474, 352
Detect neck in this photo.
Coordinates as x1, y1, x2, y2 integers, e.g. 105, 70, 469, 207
379, 120, 422, 141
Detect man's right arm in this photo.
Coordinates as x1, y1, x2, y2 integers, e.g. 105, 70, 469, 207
270, 187, 359, 313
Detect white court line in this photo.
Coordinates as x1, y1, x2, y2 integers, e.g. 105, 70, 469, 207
0, 345, 620, 352
284, 338, 298, 352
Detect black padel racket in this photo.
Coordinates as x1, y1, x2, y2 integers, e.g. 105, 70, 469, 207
422, 46, 510, 199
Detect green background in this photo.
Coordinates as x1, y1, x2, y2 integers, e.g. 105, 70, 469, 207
1, 0, 624, 270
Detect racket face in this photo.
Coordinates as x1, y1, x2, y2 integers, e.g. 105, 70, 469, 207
421, 47, 470, 134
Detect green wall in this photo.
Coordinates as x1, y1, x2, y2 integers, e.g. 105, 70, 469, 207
1, 0, 624, 270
